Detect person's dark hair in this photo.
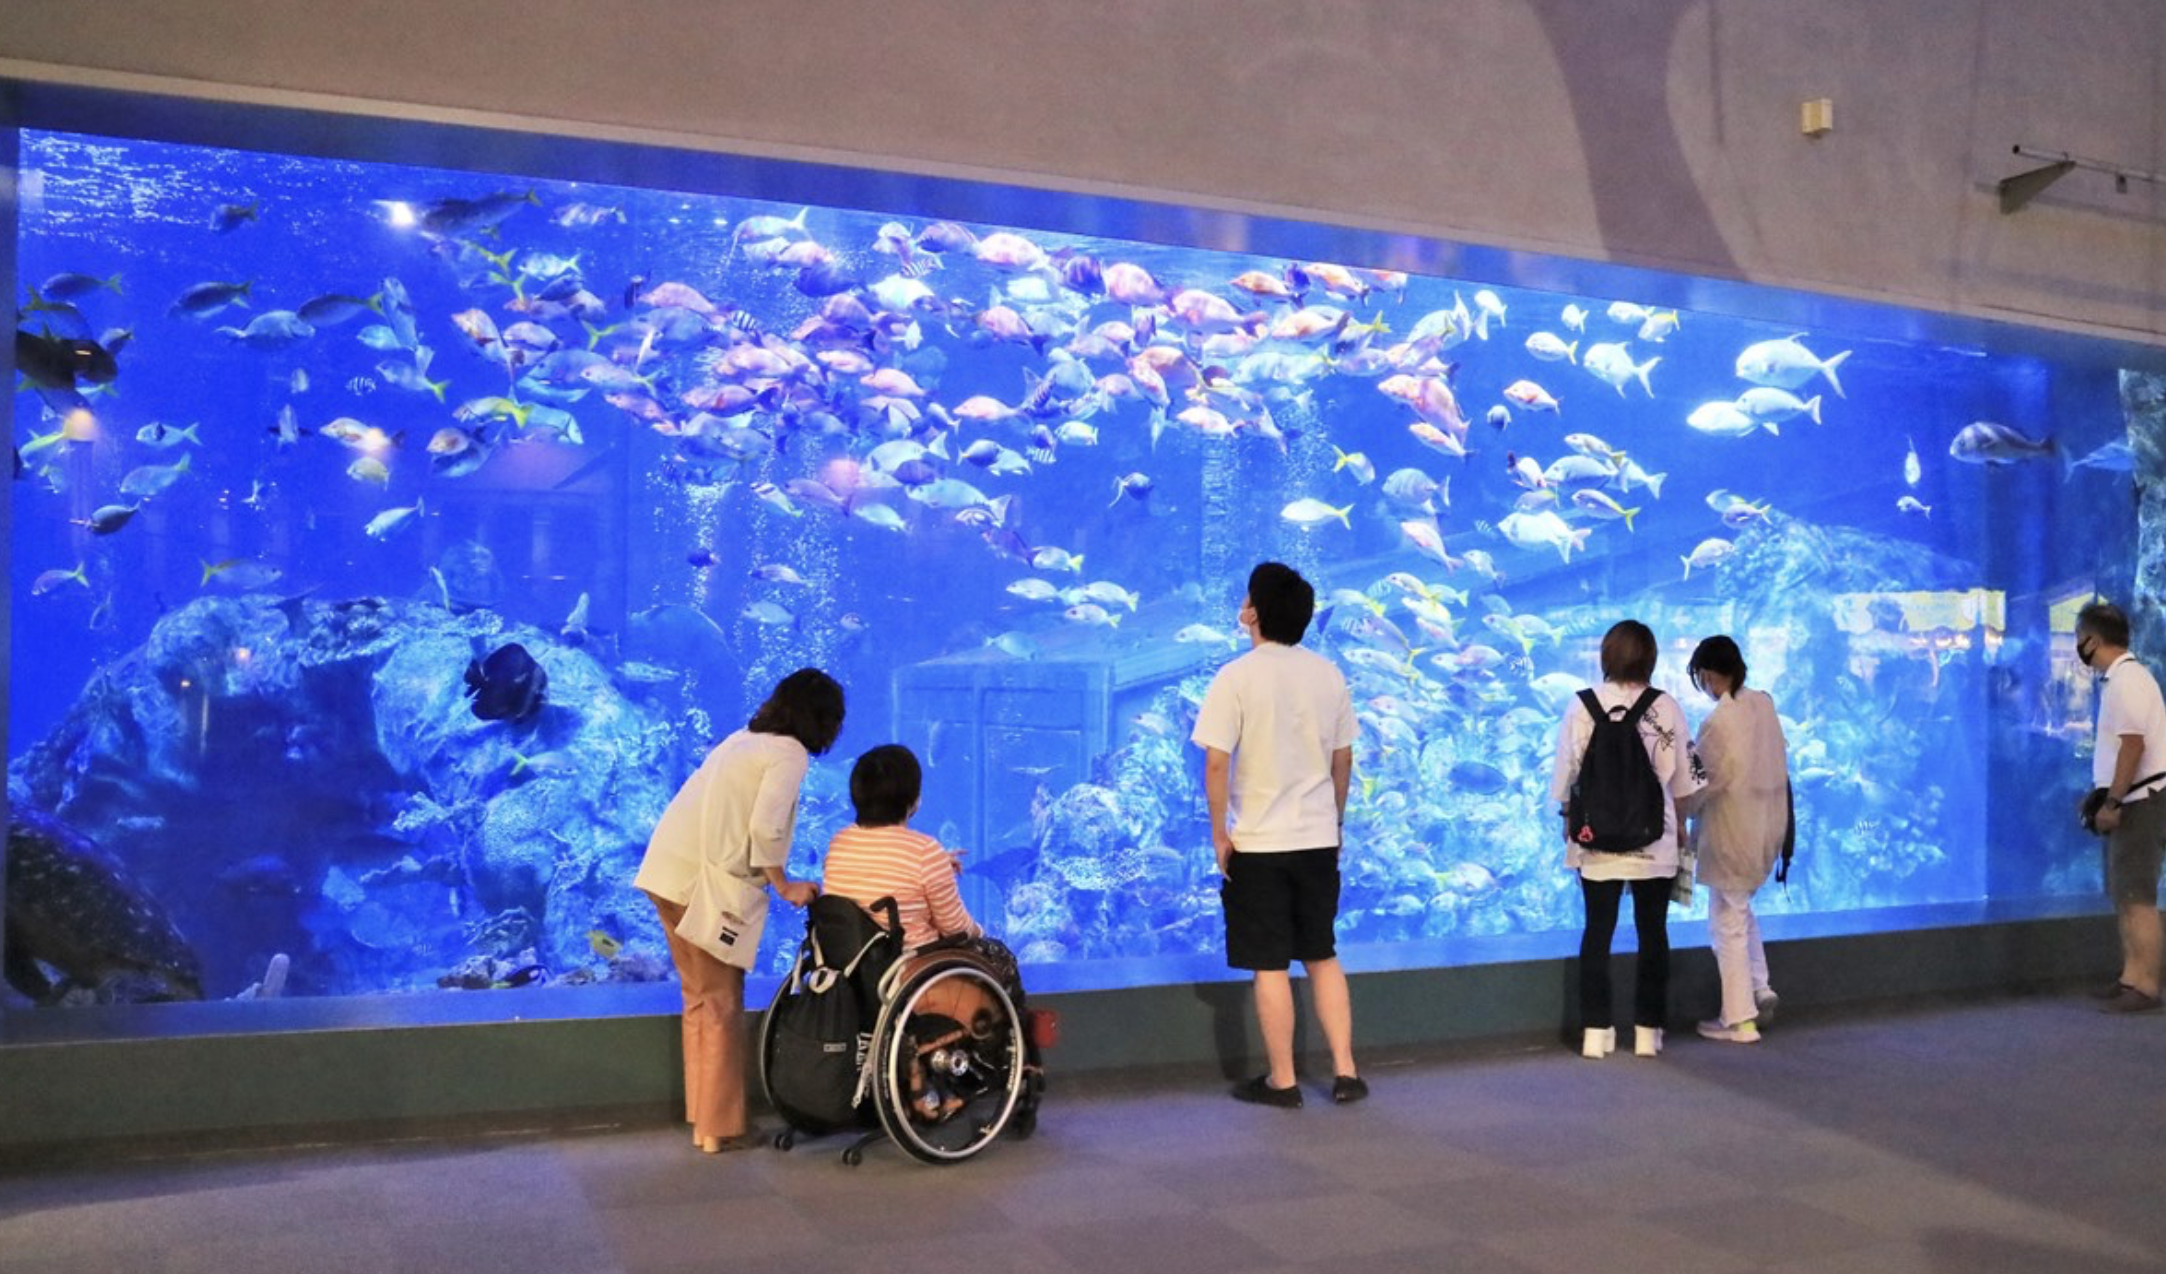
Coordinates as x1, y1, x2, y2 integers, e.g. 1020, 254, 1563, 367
1247, 560, 1316, 645
1598, 620, 1658, 684
748, 667, 845, 755
1687, 634, 1749, 697
2077, 601, 2131, 650
849, 744, 922, 827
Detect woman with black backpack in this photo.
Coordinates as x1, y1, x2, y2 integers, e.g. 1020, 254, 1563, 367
1549, 620, 1705, 1060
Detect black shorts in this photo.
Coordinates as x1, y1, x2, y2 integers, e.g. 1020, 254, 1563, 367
1222, 847, 1341, 971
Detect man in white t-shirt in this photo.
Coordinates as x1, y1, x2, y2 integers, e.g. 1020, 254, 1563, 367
1191, 561, 1364, 1108
2076, 602, 2166, 1014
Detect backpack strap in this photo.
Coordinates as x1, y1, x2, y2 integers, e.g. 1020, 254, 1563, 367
1620, 687, 1661, 729
1576, 688, 1604, 723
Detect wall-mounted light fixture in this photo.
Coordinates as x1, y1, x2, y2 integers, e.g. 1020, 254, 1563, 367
1998, 145, 2161, 214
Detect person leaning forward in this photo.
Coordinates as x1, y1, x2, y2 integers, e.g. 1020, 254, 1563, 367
2075, 602, 2166, 1014
1191, 561, 1365, 1109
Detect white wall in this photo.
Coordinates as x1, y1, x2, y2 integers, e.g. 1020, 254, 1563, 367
3, 0, 2162, 344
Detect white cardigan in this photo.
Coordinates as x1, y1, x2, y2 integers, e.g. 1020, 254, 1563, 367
634, 729, 809, 906
1687, 689, 1790, 892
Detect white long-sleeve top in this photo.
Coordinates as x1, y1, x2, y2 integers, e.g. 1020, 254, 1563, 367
1686, 689, 1790, 892
1550, 682, 1702, 881
634, 729, 809, 905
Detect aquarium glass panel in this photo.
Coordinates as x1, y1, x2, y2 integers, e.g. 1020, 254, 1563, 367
5, 126, 2139, 1020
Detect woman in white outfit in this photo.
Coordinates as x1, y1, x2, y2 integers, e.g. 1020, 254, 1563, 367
1682, 635, 1790, 1044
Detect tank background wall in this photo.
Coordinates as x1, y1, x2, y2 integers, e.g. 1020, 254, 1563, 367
1, 1, 2161, 346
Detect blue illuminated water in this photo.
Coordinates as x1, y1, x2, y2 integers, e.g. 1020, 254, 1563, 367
5, 129, 2130, 1006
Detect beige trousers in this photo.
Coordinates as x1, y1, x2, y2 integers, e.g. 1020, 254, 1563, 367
645, 889, 748, 1140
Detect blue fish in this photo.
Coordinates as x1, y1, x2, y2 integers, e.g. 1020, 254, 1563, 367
216, 310, 315, 350
2063, 438, 2134, 481
1447, 761, 1513, 795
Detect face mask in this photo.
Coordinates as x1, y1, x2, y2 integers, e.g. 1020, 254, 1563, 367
2077, 637, 2098, 671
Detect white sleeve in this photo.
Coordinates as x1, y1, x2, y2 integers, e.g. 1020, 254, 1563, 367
745, 747, 808, 869
1662, 697, 1705, 800
1331, 671, 1358, 751
1191, 668, 1240, 753
1695, 703, 1735, 801
1550, 697, 1589, 806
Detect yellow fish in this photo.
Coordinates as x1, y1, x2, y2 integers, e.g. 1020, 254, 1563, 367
587, 930, 621, 960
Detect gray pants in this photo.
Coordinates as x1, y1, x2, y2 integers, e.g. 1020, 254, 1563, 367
2105, 794, 2166, 906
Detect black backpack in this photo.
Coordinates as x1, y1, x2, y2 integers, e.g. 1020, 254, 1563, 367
765, 895, 900, 1134
1566, 688, 1668, 853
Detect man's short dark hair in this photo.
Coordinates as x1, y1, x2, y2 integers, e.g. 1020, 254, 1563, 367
850, 744, 922, 827
1599, 620, 1658, 684
2077, 601, 2131, 650
749, 667, 846, 755
1247, 561, 1315, 645
1687, 634, 1748, 696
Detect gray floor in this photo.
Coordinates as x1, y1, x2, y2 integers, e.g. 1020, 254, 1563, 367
4, 993, 2163, 1274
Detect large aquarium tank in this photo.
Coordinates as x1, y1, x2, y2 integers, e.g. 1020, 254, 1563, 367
4, 119, 2149, 1027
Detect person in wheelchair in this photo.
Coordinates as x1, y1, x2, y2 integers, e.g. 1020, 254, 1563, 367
821, 744, 1034, 1124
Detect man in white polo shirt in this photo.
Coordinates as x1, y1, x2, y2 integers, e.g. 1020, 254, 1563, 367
1192, 561, 1364, 1107
2076, 601, 2166, 1014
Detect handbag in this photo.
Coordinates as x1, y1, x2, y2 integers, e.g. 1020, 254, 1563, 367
2081, 771, 2166, 835
1670, 843, 1697, 905
676, 861, 770, 969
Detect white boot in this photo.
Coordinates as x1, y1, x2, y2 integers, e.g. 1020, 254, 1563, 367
1580, 1027, 1616, 1059
1634, 1026, 1664, 1057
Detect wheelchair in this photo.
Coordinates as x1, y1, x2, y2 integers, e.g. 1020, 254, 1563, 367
758, 894, 1047, 1166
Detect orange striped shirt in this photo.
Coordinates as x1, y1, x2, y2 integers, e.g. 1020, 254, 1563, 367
821, 824, 979, 950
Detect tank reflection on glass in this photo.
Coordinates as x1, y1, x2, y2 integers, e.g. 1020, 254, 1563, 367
4, 129, 2135, 1007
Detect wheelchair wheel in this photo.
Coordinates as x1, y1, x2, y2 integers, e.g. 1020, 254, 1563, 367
869, 961, 1026, 1165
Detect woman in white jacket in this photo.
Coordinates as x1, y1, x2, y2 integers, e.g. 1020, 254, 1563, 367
635, 668, 841, 1152
1683, 636, 1790, 1044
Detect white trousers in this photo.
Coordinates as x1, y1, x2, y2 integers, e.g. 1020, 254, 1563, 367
1709, 886, 1771, 1027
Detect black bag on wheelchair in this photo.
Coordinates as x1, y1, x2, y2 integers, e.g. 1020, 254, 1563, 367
764, 895, 900, 1134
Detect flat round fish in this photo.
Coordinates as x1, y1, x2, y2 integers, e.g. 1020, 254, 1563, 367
5, 807, 203, 1003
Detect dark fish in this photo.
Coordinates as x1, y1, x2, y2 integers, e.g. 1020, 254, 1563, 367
687, 548, 720, 569
418, 190, 541, 237
5, 807, 203, 1004
169, 279, 253, 318
38, 272, 122, 301
211, 201, 259, 233
296, 292, 380, 326
914, 222, 978, 254
463, 642, 549, 722
501, 963, 548, 987
1052, 248, 1104, 296
1948, 421, 2053, 466
892, 458, 941, 486
533, 273, 588, 303
794, 259, 863, 297
216, 853, 302, 897
14, 329, 118, 389
74, 503, 140, 536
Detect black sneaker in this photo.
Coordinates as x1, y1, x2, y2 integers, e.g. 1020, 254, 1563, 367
1232, 1075, 1303, 1108
1331, 1075, 1369, 1105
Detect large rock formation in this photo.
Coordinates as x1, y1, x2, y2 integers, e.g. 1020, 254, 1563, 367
8, 593, 688, 999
